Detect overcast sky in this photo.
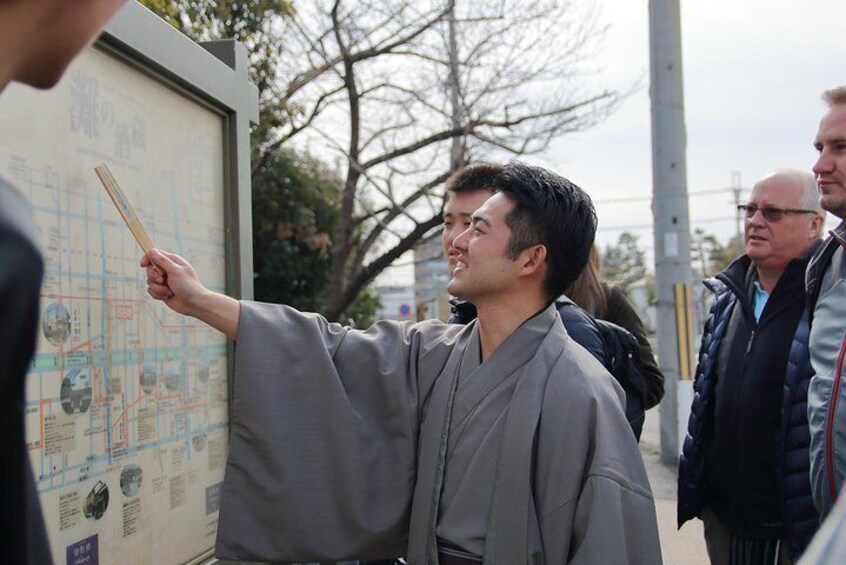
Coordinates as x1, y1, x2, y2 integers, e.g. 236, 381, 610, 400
382, 0, 846, 286
532, 0, 846, 258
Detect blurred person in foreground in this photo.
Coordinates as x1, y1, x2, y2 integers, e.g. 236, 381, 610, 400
678, 171, 824, 563
0, 1, 128, 564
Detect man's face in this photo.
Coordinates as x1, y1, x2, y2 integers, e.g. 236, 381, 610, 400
442, 189, 493, 270
14, 0, 126, 89
446, 192, 522, 302
744, 176, 821, 273
813, 104, 846, 219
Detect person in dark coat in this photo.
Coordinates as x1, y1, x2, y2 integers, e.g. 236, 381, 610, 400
0, 2, 128, 564
677, 171, 825, 564
565, 244, 665, 409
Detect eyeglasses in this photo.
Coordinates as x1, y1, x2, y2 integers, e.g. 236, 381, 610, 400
737, 204, 818, 223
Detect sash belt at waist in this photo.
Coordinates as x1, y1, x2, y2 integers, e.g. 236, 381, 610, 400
437, 545, 483, 565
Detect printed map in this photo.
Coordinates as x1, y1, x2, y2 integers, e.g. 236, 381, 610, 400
0, 46, 229, 564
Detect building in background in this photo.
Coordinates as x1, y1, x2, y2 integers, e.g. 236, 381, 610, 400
414, 235, 451, 322
626, 279, 657, 333
375, 285, 416, 322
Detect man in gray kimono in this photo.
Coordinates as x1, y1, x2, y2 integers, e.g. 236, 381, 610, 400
142, 162, 662, 564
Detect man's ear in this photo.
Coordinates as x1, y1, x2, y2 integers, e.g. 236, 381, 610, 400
519, 244, 547, 276
809, 214, 824, 240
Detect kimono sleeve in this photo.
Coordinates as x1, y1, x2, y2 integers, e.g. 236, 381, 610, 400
560, 473, 661, 564
215, 301, 452, 562
534, 348, 662, 564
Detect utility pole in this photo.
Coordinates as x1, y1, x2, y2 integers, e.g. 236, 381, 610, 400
649, 0, 694, 463
731, 171, 743, 241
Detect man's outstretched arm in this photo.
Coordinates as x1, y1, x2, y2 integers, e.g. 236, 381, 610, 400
141, 249, 240, 340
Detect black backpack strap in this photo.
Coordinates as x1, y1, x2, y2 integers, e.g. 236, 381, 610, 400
593, 319, 647, 441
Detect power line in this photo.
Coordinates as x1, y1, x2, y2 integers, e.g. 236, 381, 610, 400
593, 195, 652, 205
593, 186, 747, 205
597, 215, 736, 232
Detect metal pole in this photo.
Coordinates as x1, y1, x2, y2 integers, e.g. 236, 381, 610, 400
649, 0, 694, 464
732, 171, 743, 241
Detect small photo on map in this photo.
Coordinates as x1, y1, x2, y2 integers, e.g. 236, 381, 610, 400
163, 361, 182, 393
83, 480, 109, 521
139, 364, 157, 395
192, 432, 207, 452
60, 368, 92, 415
198, 363, 210, 384
120, 464, 143, 497
42, 302, 71, 347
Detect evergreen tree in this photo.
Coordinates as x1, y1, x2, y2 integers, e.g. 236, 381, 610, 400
602, 232, 647, 287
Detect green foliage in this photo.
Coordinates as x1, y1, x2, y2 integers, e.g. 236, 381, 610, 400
602, 232, 647, 288
138, 0, 182, 27
346, 289, 381, 329
251, 149, 380, 323
138, 0, 292, 94
252, 149, 338, 311
691, 229, 744, 278
709, 233, 744, 276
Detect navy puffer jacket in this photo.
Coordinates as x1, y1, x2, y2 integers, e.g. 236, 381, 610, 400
678, 264, 819, 560
777, 309, 819, 558
677, 279, 733, 525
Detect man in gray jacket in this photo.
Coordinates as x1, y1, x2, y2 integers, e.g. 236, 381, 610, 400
807, 85, 846, 519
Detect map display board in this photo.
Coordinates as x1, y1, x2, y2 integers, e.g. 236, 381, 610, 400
0, 45, 229, 564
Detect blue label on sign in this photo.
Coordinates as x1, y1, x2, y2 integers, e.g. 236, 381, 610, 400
67, 534, 98, 565
399, 304, 411, 316
206, 482, 223, 514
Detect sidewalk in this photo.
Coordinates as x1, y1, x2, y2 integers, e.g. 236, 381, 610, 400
640, 409, 709, 565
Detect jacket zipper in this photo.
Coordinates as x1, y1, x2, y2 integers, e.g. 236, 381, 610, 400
727, 324, 756, 528
716, 275, 756, 529
825, 330, 846, 501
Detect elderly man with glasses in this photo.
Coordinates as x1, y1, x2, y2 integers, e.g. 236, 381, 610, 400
678, 170, 824, 564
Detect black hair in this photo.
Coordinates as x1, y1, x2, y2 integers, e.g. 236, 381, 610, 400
444, 162, 503, 195
496, 161, 597, 302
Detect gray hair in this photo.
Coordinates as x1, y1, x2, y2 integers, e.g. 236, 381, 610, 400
797, 170, 824, 214
823, 86, 846, 107
769, 169, 825, 216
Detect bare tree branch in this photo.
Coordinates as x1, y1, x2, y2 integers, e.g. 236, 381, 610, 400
332, 211, 444, 320
258, 0, 628, 319
253, 85, 346, 174
352, 171, 451, 270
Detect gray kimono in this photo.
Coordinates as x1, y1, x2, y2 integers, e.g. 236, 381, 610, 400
215, 302, 661, 563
